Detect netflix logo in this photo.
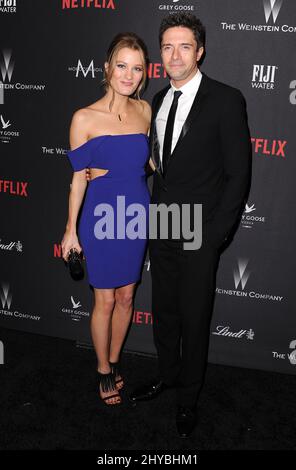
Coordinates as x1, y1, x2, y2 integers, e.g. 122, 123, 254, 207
0, 179, 28, 197
133, 310, 152, 325
147, 63, 167, 80
62, 0, 116, 9
251, 138, 287, 158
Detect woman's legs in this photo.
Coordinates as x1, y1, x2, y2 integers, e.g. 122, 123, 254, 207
109, 283, 136, 364
91, 283, 136, 403
91, 287, 120, 404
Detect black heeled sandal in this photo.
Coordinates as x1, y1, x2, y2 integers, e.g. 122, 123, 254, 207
97, 370, 122, 406
109, 361, 124, 390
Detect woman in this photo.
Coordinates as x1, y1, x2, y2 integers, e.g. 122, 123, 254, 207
61, 32, 155, 406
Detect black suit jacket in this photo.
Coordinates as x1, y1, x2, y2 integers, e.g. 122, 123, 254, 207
147, 72, 252, 249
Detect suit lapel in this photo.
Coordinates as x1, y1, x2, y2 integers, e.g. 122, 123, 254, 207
169, 72, 210, 163
150, 73, 211, 179
150, 85, 170, 179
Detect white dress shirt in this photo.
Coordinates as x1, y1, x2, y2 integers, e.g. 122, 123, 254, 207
156, 69, 203, 166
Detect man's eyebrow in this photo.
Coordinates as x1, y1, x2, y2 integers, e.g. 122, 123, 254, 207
161, 42, 194, 47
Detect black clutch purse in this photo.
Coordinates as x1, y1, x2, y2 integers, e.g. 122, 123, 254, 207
67, 248, 84, 280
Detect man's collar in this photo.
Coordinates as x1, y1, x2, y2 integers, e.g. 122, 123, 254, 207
170, 69, 202, 97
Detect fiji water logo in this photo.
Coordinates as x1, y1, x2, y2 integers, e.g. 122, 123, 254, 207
252, 65, 278, 89
0, 0, 17, 13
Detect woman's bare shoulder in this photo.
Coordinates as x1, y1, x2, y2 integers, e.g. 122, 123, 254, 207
132, 99, 151, 129
70, 102, 106, 134
73, 102, 106, 121
69, 106, 100, 148
133, 98, 151, 114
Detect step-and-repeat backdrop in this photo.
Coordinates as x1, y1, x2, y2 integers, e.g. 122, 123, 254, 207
1, 0, 296, 374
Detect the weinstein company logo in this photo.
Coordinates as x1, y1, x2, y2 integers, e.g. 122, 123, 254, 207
0, 49, 14, 83
0, 283, 12, 310
251, 65, 278, 90
0, 282, 40, 321
62, 0, 116, 10
69, 59, 102, 78
0, 0, 17, 13
60, 296, 90, 322
216, 259, 283, 302
263, 0, 282, 23
212, 325, 255, 341
233, 258, 250, 290
221, 0, 296, 33
272, 339, 296, 365
0, 49, 45, 104
241, 202, 266, 229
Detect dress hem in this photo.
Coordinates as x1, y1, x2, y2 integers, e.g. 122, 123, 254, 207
89, 277, 141, 289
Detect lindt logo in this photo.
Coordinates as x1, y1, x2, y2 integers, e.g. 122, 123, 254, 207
212, 326, 255, 340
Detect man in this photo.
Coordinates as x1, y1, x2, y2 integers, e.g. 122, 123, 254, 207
130, 12, 252, 438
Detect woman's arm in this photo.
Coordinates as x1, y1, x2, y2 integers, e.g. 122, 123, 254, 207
140, 100, 155, 174
62, 110, 89, 260
65, 170, 87, 233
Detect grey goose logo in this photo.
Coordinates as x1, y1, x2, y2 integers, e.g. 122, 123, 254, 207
0, 114, 11, 129
263, 0, 283, 24
245, 203, 256, 214
71, 296, 81, 309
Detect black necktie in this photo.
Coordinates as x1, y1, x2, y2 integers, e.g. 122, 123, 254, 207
162, 90, 182, 177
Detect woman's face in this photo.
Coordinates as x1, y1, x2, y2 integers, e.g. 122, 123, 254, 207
105, 47, 144, 96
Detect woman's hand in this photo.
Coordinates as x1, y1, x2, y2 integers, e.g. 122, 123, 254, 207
149, 158, 156, 172
61, 229, 82, 262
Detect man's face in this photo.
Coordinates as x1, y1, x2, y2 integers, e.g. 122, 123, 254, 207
160, 26, 204, 84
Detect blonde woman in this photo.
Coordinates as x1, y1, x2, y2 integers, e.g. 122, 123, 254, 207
61, 33, 153, 406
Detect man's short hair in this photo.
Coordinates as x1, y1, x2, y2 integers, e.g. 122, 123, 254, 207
159, 12, 206, 50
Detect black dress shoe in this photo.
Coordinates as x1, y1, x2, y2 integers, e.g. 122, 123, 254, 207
129, 379, 169, 404
176, 406, 197, 438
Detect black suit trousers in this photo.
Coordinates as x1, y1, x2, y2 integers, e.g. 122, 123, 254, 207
149, 237, 220, 408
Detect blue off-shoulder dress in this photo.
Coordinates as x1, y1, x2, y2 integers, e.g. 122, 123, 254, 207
67, 133, 150, 288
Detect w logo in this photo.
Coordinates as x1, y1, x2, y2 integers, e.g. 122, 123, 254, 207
263, 0, 283, 23
0, 49, 14, 83
0, 283, 12, 309
0, 341, 3, 365
233, 259, 251, 290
